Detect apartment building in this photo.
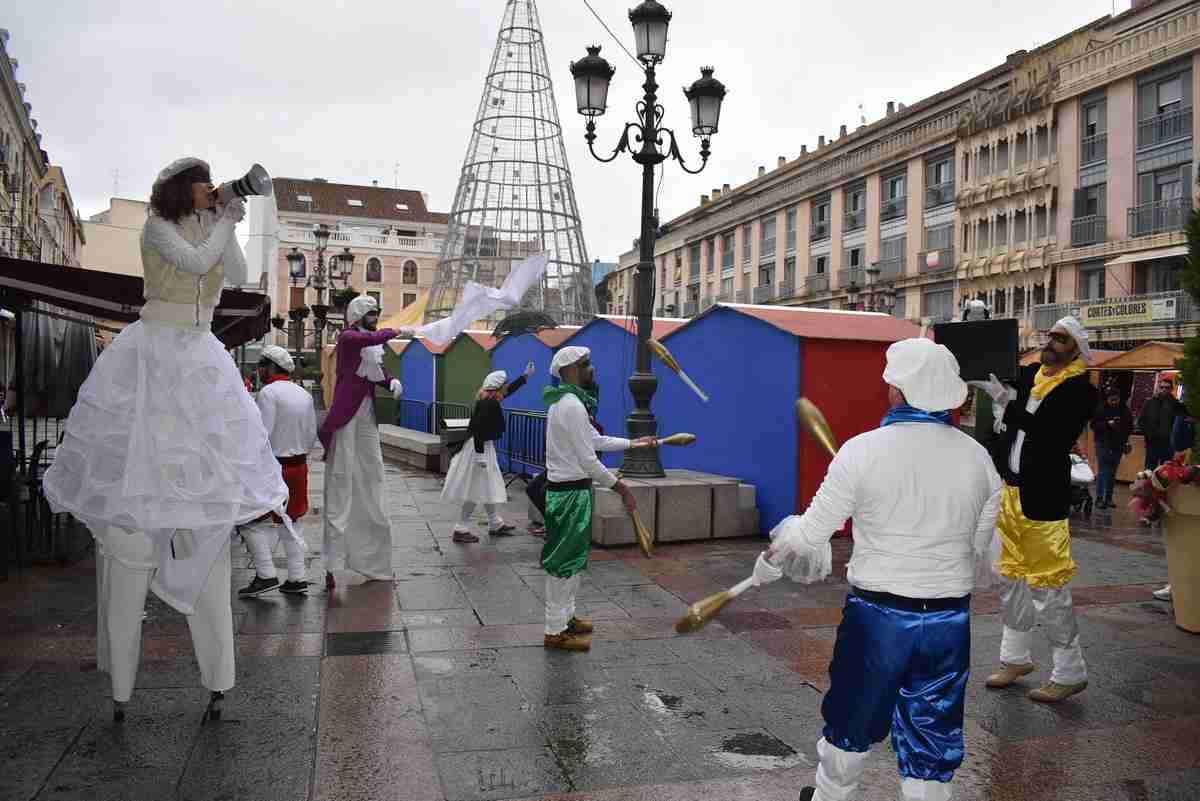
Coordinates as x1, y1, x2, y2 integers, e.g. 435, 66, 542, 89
1036, 0, 1200, 349
623, 0, 1199, 353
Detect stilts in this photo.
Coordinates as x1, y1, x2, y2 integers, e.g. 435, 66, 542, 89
207, 690, 224, 721
112, 700, 127, 722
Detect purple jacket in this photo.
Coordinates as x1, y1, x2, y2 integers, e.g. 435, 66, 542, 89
318, 327, 398, 451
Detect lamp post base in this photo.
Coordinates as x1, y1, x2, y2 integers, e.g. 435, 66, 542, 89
620, 371, 665, 477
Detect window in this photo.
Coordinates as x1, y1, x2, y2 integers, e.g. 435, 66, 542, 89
721, 276, 733, 296
758, 263, 774, 287
932, 160, 950, 185
689, 244, 701, 278
721, 232, 735, 270
1014, 210, 1028, 243
813, 255, 828, 275
366, 257, 382, 283
1078, 263, 1105, 300
1084, 104, 1101, 137
784, 256, 795, 285
1035, 125, 1049, 159
347, 199, 364, 207
289, 286, 305, 309
1158, 76, 1183, 114
921, 284, 954, 322
850, 189, 865, 211
742, 223, 752, 262
995, 214, 1008, 249
997, 139, 1009, 171
786, 208, 797, 251
962, 152, 970, 182
705, 238, 715, 273
296, 194, 312, 203
402, 260, 418, 284
403, 292, 417, 308
1014, 132, 1029, 166
395, 203, 409, 211
979, 144, 991, 176
846, 247, 862, 268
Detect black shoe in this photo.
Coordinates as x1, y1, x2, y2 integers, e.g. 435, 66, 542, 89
279, 580, 310, 595
238, 576, 280, 598
207, 691, 224, 721
488, 523, 517, 536
798, 788, 815, 801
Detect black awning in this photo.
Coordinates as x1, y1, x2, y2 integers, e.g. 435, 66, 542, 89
0, 256, 271, 349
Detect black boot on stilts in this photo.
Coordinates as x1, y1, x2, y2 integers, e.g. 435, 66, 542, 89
207, 691, 224, 721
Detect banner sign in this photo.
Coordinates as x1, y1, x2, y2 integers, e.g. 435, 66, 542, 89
1079, 296, 1178, 328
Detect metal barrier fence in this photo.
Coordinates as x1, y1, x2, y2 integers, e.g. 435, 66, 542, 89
498, 409, 547, 481
395, 399, 472, 434
1, 416, 79, 575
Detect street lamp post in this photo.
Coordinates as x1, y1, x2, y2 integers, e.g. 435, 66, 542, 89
286, 223, 352, 354
570, 0, 727, 477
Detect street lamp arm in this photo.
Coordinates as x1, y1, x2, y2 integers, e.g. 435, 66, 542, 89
585, 119, 643, 164
661, 127, 710, 175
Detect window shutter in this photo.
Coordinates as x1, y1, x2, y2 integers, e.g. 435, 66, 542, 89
1183, 70, 1193, 110
1180, 163, 1192, 197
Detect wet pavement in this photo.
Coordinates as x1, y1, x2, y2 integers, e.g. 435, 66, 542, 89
2, 459, 1198, 801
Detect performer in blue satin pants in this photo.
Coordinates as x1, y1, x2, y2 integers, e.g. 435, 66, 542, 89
757, 338, 1002, 801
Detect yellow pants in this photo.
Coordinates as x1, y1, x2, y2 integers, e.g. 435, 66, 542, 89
996, 485, 1077, 589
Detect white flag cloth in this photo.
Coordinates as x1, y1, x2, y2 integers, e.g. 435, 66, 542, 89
414, 253, 548, 346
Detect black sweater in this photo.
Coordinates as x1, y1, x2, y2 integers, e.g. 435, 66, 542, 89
990, 363, 1098, 521
1091, 405, 1132, 454
467, 375, 527, 453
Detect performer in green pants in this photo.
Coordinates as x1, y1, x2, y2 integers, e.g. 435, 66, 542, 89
541, 346, 653, 651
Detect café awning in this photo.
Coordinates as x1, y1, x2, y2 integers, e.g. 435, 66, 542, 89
1104, 245, 1188, 266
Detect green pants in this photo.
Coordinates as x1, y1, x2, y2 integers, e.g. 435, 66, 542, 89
541, 488, 592, 578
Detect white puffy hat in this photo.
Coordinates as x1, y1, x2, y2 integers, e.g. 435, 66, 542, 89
1050, 315, 1092, 364
347, 294, 380, 326
882, 338, 968, 412
260, 345, 294, 373
482, 370, 507, 390
551, 346, 590, 379
153, 157, 210, 193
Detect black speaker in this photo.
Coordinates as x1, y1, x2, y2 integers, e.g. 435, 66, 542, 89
933, 319, 1019, 383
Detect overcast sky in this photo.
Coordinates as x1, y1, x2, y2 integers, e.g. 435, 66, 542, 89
11, 0, 1121, 264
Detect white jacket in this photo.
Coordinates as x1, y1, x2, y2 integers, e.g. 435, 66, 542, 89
140, 209, 247, 324
772, 421, 1002, 598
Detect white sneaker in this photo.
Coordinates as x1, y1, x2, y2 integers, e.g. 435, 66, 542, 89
1153, 585, 1173, 601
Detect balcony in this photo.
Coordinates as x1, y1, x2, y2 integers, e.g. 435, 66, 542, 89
838, 267, 866, 290
778, 281, 795, 299
753, 284, 775, 303
917, 247, 955, 275
880, 196, 907, 222
701, 296, 716, 311
1032, 289, 1197, 332
1128, 198, 1190, 238
735, 288, 749, 303
805, 274, 831, 294
924, 181, 955, 209
810, 221, 831, 242
786, 230, 797, 253
1070, 214, 1107, 247
1080, 132, 1107, 165
874, 256, 904, 281
1137, 107, 1192, 150
843, 209, 866, 232
281, 225, 443, 253
760, 237, 777, 260
721, 256, 734, 272
683, 300, 699, 317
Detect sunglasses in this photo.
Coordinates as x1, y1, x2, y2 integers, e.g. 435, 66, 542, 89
1046, 332, 1072, 345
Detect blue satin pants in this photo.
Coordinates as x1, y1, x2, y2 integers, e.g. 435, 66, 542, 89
821, 591, 970, 783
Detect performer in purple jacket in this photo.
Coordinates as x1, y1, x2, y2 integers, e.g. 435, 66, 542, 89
320, 295, 406, 590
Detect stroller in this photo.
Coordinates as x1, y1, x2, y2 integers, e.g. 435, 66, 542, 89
1068, 453, 1095, 518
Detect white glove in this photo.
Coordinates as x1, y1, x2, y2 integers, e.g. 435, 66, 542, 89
398, 326, 417, 338
967, 373, 1015, 405
523, 360, 535, 378
389, 379, 403, 400
221, 197, 246, 223
752, 552, 783, 586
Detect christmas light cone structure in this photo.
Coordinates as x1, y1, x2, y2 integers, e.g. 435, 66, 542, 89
1162, 484, 1200, 633
426, 0, 594, 328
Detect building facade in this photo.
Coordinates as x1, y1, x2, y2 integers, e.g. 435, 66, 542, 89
80, 198, 149, 276
249, 178, 449, 339
623, 0, 1200, 352
1037, 0, 1200, 349
0, 29, 84, 267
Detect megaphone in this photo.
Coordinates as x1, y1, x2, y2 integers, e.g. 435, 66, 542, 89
213, 164, 273, 204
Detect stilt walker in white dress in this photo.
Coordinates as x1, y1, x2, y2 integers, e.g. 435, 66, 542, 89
238, 345, 317, 597
442, 363, 535, 543
43, 157, 290, 722
318, 295, 405, 590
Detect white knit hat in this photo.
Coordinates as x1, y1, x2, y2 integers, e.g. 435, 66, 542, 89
153, 157, 210, 193
346, 295, 379, 326
550, 346, 590, 379
482, 370, 507, 390
260, 345, 294, 373
882, 338, 968, 412
1051, 316, 1092, 364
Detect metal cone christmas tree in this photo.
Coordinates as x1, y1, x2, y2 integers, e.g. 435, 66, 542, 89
426, 0, 595, 326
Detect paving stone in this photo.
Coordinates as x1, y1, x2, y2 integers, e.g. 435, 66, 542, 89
326, 631, 410, 656
436, 746, 568, 800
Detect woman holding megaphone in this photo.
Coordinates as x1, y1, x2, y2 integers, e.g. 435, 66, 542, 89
43, 157, 290, 723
